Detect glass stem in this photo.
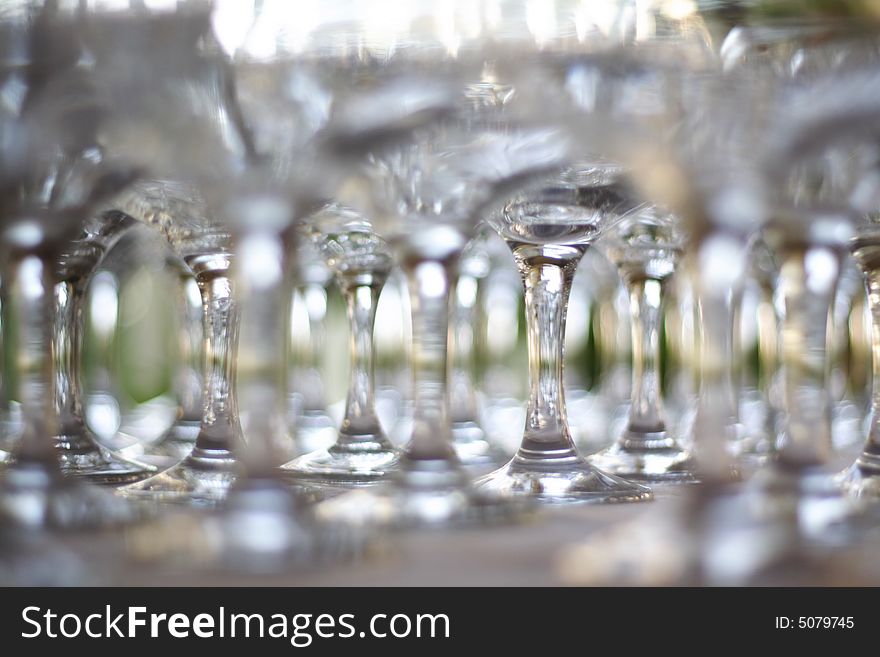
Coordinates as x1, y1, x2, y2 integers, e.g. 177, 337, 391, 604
862, 267, 880, 459
691, 280, 737, 483
402, 258, 458, 462
299, 282, 328, 413
232, 230, 292, 477
187, 254, 240, 455
512, 244, 584, 464
173, 271, 203, 424
337, 273, 387, 446
623, 276, 667, 436
449, 271, 482, 425
777, 245, 840, 468
7, 253, 58, 465
52, 277, 87, 438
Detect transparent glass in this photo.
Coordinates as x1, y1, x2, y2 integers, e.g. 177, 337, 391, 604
590, 214, 695, 482
449, 237, 508, 471
287, 246, 336, 456
1, 252, 133, 529
475, 240, 651, 503
146, 268, 203, 461
283, 224, 400, 484
746, 218, 853, 539
215, 224, 338, 569
52, 252, 155, 484
318, 248, 525, 527
119, 253, 241, 505
837, 234, 880, 500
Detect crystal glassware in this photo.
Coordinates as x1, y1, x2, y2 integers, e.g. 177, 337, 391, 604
115, 180, 242, 506
282, 203, 400, 485
316, 67, 573, 526
53, 213, 159, 482
475, 167, 653, 503
287, 239, 336, 456
448, 231, 510, 471
589, 206, 696, 482
0, 3, 141, 529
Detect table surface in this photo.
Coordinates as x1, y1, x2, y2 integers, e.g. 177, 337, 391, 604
10, 485, 870, 587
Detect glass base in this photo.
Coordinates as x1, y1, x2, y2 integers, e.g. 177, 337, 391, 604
588, 429, 697, 483
117, 446, 238, 507
293, 410, 338, 455
837, 452, 880, 502
450, 420, 510, 472
202, 477, 368, 574
751, 462, 854, 544
55, 425, 155, 486
281, 438, 400, 486
145, 419, 201, 461
474, 453, 653, 505
0, 460, 141, 529
316, 456, 530, 528
0, 528, 103, 585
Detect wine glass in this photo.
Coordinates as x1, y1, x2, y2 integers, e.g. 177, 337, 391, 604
0, 2, 141, 529
841, 218, 880, 501
448, 230, 510, 471
114, 179, 243, 506
721, 21, 880, 543
287, 239, 336, 456
315, 62, 575, 526
282, 203, 400, 485
474, 166, 653, 503
146, 259, 204, 461
53, 212, 159, 483
589, 204, 696, 482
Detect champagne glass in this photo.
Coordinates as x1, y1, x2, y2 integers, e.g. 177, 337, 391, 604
589, 205, 696, 482
282, 203, 400, 485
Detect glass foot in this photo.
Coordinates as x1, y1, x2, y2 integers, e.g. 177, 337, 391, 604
751, 463, 854, 544
316, 457, 530, 528
56, 426, 155, 486
202, 477, 368, 574
0, 528, 104, 585
293, 410, 338, 454
474, 454, 653, 505
145, 419, 201, 461
837, 453, 880, 502
0, 461, 141, 529
282, 440, 400, 486
589, 429, 697, 483
450, 420, 510, 472
117, 446, 238, 507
